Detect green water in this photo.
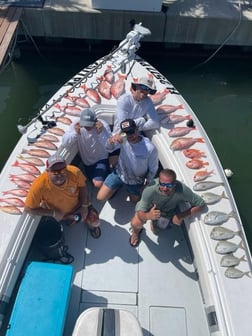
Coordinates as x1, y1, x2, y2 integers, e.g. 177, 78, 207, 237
0, 43, 251, 248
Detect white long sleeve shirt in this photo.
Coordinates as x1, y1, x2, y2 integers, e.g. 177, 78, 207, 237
113, 92, 159, 134
106, 135, 158, 185
62, 119, 112, 166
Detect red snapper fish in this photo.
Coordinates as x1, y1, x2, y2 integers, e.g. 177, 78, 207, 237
194, 169, 215, 182
10, 178, 31, 189
2, 189, 28, 197
22, 148, 50, 158
0, 197, 25, 207
110, 73, 126, 99
47, 127, 65, 136
97, 76, 111, 99
167, 114, 191, 124
186, 159, 209, 169
168, 127, 195, 137
81, 84, 101, 104
183, 148, 206, 159
157, 104, 184, 114
103, 64, 114, 83
40, 134, 59, 142
170, 137, 204, 151
9, 173, 36, 183
65, 95, 90, 108
54, 103, 81, 117
54, 116, 72, 125
0, 206, 22, 215
11, 160, 41, 175
150, 88, 170, 105
17, 154, 44, 166
29, 140, 58, 151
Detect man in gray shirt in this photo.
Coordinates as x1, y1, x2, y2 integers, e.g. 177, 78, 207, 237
129, 168, 206, 247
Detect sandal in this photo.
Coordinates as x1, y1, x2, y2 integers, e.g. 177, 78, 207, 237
129, 228, 143, 247
88, 226, 101, 239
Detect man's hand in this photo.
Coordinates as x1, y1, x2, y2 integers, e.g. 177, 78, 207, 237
149, 204, 161, 220
95, 120, 104, 134
74, 122, 81, 134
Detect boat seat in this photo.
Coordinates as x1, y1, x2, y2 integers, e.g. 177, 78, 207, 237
72, 307, 143, 336
6, 261, 73, 336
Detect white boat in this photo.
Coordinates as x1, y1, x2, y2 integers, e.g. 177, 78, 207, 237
0, 23, 252, 336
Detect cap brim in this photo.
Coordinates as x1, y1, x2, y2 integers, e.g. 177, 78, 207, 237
80, 121, 95, 127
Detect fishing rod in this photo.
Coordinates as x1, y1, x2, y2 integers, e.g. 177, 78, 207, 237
17, 23, 150, 135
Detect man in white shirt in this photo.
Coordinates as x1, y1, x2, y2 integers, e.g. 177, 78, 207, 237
113, 76, 159, 134
62, 108, 112, 189
97, 119, 159, 203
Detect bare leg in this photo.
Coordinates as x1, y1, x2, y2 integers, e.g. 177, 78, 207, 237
129, 212, 145, 247
97, 184, 117, 201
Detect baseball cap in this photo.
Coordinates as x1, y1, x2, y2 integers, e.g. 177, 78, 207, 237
120, 119, 137, 134
46, 153, 66, 170
132, 76, 157, 95
79, 108, 96, 127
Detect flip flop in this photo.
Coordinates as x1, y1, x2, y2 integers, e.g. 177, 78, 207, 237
129, 228, 143, 247
88, 226, 101, 239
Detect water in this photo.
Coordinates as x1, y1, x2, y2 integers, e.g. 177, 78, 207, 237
0, 42, 251, 248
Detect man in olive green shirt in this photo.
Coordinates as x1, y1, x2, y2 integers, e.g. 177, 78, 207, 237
129, 168, 206, 247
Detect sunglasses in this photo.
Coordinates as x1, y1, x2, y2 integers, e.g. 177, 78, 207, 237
49, 168, 66, 175
138, 84, 150, 92
125, 129, 136, 135
159, 181, 176, 188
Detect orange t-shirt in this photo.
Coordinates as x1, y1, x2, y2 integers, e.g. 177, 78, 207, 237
25, 165, 86, 215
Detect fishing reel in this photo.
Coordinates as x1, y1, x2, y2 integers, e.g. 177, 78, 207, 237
17, 113, 57, 143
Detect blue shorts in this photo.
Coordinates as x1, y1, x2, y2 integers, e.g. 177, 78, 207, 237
83, 159, 109, 182
104, 170, 143, 196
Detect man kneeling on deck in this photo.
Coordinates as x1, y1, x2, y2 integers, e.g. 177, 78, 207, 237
129, 168, 206, 247
24, 153, 101, 238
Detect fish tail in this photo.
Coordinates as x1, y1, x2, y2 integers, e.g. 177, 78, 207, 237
244, 271, 251, 278
197, 138, 205, 143
11, 160, 18, 167
203, 162, 209, 166
221, 191, 229, 200
240, 255, 247, 263
238, 240, 244, 250
178, 104, 184, 109
186, 115, 191, 120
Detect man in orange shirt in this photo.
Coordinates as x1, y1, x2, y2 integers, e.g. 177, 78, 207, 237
24, 153, 101, 238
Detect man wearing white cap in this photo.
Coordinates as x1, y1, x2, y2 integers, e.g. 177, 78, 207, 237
62, 108, 112, 189
113, 76, 159, 134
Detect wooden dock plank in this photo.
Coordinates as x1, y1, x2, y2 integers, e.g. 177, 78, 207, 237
0, 7, 23, 66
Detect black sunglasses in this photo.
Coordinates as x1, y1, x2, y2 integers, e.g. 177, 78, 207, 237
159, 180, 176, 188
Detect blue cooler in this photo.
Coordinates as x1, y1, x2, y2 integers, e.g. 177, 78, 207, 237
6, 261, 73, 336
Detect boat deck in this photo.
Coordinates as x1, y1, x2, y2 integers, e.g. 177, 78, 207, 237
60, 182, 209, 335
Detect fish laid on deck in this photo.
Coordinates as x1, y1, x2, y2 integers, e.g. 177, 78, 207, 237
201, 191, 228, 204
224, 267, 250, 279
215, 240, 244, 254
193, 181, 224, 191
204, 210, 237, 225
210, 227, 241, 240
220, 254, 246, 267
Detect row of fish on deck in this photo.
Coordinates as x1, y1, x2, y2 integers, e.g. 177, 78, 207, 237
0, 64, 250, 280
161, 100, 249, 279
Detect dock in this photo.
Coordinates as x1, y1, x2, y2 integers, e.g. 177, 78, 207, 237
19, 0, 252, 47
0, 6, 23, 67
